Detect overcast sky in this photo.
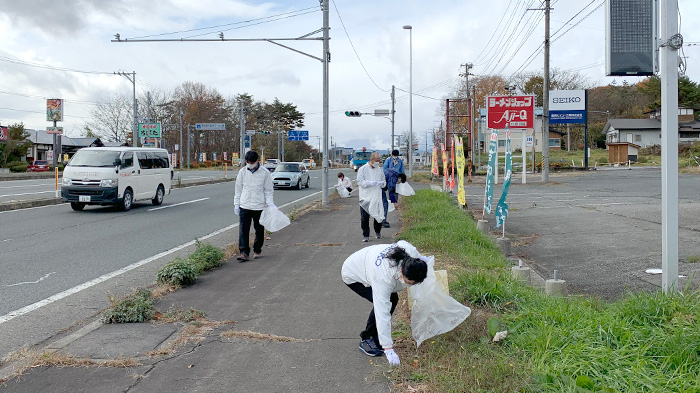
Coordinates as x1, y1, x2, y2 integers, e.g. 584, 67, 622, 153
1, 0, 698, 151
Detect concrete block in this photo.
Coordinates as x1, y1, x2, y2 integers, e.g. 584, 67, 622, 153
497, 237, 511, 255
545, 279, 568, 297
511, 265, 531, 282
477, 220, 489, 232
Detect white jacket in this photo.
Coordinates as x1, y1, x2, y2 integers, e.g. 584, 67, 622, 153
234, 164, 274, 210
337, 176, 352, 189
341, 240, 423, 349
356, 162, 386, 221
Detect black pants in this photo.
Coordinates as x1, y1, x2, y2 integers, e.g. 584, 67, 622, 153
360, 207, 382, 238
239, 208, 264, 254
346, 282, 399, 344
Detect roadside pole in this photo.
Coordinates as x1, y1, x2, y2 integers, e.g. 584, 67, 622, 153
660, 0, 679, 292
522, 130, 527, 184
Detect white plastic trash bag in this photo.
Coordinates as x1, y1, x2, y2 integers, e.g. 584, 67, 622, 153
336, 186, 350, 198
409, 256, 472, 346
260, 206, 291, 232
396, 182, 416, 196
359, 186, 385, 222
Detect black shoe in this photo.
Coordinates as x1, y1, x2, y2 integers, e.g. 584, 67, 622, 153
382, 221, 390, 228
358, 339, 384, 357
375, 233, 381, 239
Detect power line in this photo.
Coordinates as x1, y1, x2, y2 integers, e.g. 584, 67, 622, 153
551, 0, 597, 38
0, 106, 88, 119
331, 0, 388, 93
473, 0, 517, 65
183, 9, 320, 39
128, 6, 320, 40
0, 55, 113, 75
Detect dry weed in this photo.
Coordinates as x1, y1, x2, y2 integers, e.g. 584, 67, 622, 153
220, 330, 313, 342
147, 319, 235, 358
0, 349, 139, 384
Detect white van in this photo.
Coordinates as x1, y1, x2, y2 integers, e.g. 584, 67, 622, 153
61, 147, 173, 211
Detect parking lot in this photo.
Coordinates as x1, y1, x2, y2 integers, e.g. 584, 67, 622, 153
465, 168, 700, 299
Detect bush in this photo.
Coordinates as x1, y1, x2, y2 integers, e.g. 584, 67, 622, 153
598, 157, 609, 164
156, 258, 198, 287
637, 156, 649, 163
10, 163, 28, 172
188, 163, 199, 169
102, 288, 155, 323
189, 239, 224, 274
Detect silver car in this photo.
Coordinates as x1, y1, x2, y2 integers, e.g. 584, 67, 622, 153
271, 162, 310, 190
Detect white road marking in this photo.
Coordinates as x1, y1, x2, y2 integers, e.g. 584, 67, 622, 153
0, 190, 59, 198
5, 272, 56, 287
0, 203, 65, 215
0, 183, 53, 190
148, 197, 209, 211
0, 191, 317, 325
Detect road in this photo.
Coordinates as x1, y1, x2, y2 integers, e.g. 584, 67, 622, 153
0, 169, 235, 204
0, 167, 351, 359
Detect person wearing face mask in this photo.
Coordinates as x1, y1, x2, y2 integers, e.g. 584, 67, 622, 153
234, 150, 275, 262
341, 240, 428, 366
381, 150, 405, 228
356, 152, 386, 242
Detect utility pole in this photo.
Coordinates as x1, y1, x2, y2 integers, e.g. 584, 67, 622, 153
660, 0, 680, 292
321, 0, 330, 204
179, 108, 183, 170
115, 71, 138, 147
542, 0, 551, 183
239, 103, 246, 166
391, 85, 396, 152
187, 124, 191, 169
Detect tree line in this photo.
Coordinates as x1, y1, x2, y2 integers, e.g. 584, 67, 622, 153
83, 81, 312, 163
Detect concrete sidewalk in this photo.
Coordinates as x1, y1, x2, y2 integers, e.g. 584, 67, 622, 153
0, 194, 400, 392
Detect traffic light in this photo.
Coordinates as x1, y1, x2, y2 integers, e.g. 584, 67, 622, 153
345, 111, 362, 117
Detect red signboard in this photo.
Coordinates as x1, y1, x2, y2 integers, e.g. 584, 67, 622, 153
0, 126, 7, 142
486, 95, 535, 129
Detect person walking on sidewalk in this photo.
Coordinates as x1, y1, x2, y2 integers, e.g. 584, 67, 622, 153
341, 240, 428, 366
234, 150, 275, 262
381, 150, 404, 228
357, 152, 386, 242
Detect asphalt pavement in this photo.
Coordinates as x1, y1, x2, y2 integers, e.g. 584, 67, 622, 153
465, 167, 700, 300
0, 188, 399, 392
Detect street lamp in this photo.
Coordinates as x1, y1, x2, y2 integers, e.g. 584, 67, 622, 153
403, 25, 413, 178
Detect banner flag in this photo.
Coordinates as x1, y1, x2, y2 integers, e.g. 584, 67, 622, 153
495, 128, 513, 229
441, 143, 448, 180
431, 146, 439, 176
455, 136, 466, 206
449, 139, 456, 190
484, 130, 498, 214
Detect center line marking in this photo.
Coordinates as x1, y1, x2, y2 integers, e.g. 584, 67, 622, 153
148, 197, 209, 211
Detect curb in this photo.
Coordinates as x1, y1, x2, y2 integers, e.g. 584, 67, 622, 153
0, 178, 236, 212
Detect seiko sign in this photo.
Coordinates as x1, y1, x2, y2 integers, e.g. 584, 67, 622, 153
549, 90, 587, 124
549, 90, 585, 110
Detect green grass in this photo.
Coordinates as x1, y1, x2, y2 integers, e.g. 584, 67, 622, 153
393, 189, 700, 393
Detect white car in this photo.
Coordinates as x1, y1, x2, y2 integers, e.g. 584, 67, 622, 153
302, 159, 316, 168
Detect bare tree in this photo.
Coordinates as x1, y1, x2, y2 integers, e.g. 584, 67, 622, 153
85, 93, 133, 142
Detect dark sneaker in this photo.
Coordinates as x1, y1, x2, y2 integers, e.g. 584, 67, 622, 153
358, 339, 383, 357
237, 253, 249, 262
362, 237, 369, 242
382, 221, 391, 228
375, 233, 381, 239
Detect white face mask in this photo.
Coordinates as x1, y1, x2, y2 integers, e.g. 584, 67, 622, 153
247, 162, 257, 169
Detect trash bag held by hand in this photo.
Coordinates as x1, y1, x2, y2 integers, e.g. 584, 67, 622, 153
396, 182, 415, 196
409, 256, 471, 346
337, 186, 350, 198
260, 206, 291, 232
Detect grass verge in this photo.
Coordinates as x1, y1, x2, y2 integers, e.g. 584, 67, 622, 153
391, 189, 700, 393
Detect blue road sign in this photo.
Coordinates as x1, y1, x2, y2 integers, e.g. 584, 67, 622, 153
287, 130, 309, 141
245, 135, 251, 148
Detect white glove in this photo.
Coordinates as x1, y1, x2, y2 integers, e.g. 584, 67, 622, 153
378, 181, 386, 188
267, 203, 276, 210
385, 349, 400, 366
234, 205, 240, 215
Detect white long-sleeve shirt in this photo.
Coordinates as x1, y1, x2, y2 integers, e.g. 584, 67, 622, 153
356, 162, 385, 216
234, 164, 274, 210
337, 176, 352, 189
341, 240, 423, 349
